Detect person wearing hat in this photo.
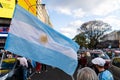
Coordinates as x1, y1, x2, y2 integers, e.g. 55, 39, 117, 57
92, 57, 114, 80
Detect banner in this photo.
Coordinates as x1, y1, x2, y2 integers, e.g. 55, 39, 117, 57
5, 5, 79, 75
0, 0, 15, 18
18, 0, 36, 15
0, 26, 9, 34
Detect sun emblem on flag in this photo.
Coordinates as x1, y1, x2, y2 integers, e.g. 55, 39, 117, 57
39, 34, 48, 44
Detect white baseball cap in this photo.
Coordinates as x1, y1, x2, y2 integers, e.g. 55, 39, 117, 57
92, 57, 106, 66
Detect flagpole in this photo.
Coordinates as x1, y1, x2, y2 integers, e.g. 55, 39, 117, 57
0, 52, 5, 70
71, 75, 75, 80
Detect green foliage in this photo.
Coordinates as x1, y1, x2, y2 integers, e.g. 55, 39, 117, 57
74, 20, 111, 49
73, 33, 88, 48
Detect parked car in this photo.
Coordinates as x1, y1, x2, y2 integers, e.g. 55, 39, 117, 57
108, 57, 120, 80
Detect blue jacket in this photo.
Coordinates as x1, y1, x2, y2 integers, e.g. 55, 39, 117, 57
98, 70, 114, 80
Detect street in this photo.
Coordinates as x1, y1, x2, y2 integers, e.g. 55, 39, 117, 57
29, 65, 78, 80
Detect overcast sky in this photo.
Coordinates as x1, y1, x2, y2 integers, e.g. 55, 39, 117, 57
42, 0, 120, 39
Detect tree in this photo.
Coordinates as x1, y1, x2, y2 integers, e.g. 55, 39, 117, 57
73, 32, 88, 48
74, 20, 111, 49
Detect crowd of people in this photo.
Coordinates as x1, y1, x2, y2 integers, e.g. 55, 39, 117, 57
77, 57, 114, 80
0, 48, 120, 80
76, 48, 120, 80
0, 50, 47, 80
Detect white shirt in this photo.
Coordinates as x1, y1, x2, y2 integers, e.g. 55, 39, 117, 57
17, 57, 28, 67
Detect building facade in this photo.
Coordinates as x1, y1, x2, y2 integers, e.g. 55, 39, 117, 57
0, 0, 52, 49
36, 0, 52, 27
100, 30, 120, 48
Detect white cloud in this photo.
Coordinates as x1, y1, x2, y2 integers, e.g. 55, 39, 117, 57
43, 0, 120, 38
59, 15, 120, 38
45, 0, 120, 16
55, 7, 71, 15
97, 15, 120, 31
59, 20, 83, 38
103, 16, 120, 30
60, 28, 75, 38
55, 7, 86, 18
72, 8, 86, 18
69, 20, 83, 27
92, 0, 120, 16
43, 0, 104, 11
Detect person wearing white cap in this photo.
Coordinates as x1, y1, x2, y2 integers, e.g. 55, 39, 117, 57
92, 57, 114, 80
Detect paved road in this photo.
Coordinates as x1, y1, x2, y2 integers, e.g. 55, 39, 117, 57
29, 65, 78, 80
0, 60, 79, 80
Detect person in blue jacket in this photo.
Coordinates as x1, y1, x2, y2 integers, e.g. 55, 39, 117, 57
92, 57, 114, 80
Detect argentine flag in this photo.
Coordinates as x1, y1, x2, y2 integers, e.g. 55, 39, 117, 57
5, 5, 79, 75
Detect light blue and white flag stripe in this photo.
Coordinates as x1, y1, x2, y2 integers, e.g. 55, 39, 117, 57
5, 5, 79, 75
